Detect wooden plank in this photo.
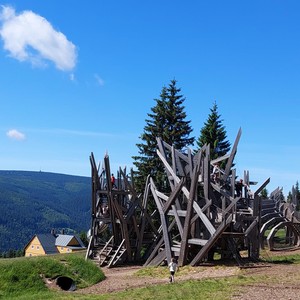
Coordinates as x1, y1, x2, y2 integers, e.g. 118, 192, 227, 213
227, 237, 243, 266
203, 144, 210, 202
143, 237, 164, 266
111, 197, 132, 258
211, 153, 230, 165
137, 175, 152, 257
157, 149, 216, 235
107, 239, 125, 268
191, 200, 212, 224
231, 169, 236, 198
147, 248, 166, 267
253, 178, 270, 198
178, 151, 202, 266
187, 148, 194, 180
119, 168, 137, 198
144, 218, 177, 266
171, 204, 183, 237
157, 137, 190, 163
167, 210, 187, 217
189, 187, 242, 266
188, 238, 208, 246
244, 217, 258, 237
190, 214, 233, 266
162, 178, 185, 213
126, 197, 142, 219
222, 127, 242, 182
156, 137, 175, 190
150, 179, 172, 263
90, 152, 98, 216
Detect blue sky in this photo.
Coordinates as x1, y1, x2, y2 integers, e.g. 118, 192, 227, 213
0, 1, 299, 196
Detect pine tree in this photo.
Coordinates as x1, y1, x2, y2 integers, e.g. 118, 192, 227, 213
287, 191, 292, 203
132, 79, 194, 193
260, 188, 268, 198
287, 181, 300, 206
195, 102, 230, 161
295, 181, 300, 211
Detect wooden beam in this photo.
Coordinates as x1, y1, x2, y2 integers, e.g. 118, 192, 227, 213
162, 178, 185, 213
171, 204, 183, 237
150, 178, 172, 263
157, 149, 216, 235
222, 127, 242, 182
190, 214, 233, 266
178, 151, 202, 266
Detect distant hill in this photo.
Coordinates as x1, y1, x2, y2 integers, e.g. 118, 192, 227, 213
0, 170, 91, 253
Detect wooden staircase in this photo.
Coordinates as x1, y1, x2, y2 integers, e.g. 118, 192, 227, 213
97, 237, 127, 268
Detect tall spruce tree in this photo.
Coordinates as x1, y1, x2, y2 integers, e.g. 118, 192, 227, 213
196, 102, 230, 160
132, 79, 195, 193
260, 188, 268, 199
295, 181, 300, 211
287, 181, 300, 207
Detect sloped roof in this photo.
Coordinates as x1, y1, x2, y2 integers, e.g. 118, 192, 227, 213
55, 234, 73, 247
36, 234, 59, 254
25, 233, 86, 253
55, 234, 86, 248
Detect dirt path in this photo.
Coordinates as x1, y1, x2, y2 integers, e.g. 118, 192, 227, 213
78, 264, 239, 295
232, 263, 300, 300
77, 250, 300, 299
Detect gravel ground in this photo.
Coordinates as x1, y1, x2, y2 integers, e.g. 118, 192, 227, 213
77, 264, 239, 295
232, 260, 300, 299
77, 250, 300, 299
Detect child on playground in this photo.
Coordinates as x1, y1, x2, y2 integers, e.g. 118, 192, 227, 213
168, 257, 178, 283
111, 173, 116, 188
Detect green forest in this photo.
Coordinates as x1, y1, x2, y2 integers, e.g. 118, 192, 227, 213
0, 170, 90, 254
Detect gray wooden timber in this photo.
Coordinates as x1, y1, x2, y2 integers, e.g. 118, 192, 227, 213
222, 127, 241, 182
87, 128, 298, 268
178, 150, 202, 266
144, 129, 273, 267
86, 152, 157, 267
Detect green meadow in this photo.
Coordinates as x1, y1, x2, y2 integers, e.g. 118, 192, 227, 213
1, 251, 300, 300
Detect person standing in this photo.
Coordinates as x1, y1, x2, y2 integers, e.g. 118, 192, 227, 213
235, 178, 244, 197
211, 163, 220, 183
111, 173, 116, 188
168, 258, 177, 283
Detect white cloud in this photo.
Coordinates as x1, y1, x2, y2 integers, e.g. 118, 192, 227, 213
0, 5, 77, 71
6, 129, 26, 141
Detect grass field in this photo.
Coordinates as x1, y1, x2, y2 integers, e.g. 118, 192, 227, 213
1, 251, 300, 300
0, 252, 104, 299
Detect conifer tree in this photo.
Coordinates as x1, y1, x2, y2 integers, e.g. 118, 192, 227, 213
260, 188, 268, 198
287, 191, 292, 203
295, 181, 300, 211
195, 102, 230, 161
287, 181, 300, 206
132, 79, 194, 193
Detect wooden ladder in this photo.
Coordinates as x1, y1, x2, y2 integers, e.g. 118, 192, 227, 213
98, 236, 114, 266
107, 239, 127, 268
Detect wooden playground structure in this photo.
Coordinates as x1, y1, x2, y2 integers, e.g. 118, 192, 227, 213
86, 128, 300, 267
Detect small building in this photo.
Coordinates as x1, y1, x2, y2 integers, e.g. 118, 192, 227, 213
24, 232, 86, 257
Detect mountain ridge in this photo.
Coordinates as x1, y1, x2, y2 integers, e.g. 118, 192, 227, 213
0, 170, 91, 253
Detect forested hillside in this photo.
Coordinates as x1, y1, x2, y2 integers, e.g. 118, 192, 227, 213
0, 170, 91, 253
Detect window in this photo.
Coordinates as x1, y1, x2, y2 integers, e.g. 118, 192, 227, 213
31, 245, 34, 249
